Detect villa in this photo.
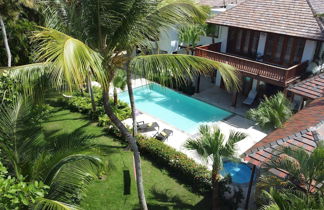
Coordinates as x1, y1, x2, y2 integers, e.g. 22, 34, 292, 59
195, 0, 324, 107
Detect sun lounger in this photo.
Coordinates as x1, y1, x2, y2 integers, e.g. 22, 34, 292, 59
153, 129, 173, 141
243, 89, 257, 105
137, 121, 159, 132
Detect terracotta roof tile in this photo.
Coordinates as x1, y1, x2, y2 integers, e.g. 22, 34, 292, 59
288, 73, 324, 99
207, 0, 324, 40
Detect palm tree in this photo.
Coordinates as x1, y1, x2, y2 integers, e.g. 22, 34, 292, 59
0, 97, 103, 209
263, 144, 324, 196
247, 92, 292, 131
5, 1, 240, 209
112, 69, 127, 106
179, 23, 206, 92
260, 188, 324, 210
185, 125, 247, 210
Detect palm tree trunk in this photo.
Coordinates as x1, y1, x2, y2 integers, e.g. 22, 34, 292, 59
102, 87, 147, 210
87, 76, 96, 113
211, 167, 221, 210
0, 15, 11, 67
113, 87, 118, 106
126, 63, 137, 136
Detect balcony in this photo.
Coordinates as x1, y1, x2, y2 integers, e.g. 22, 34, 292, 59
195, 43, 308, 87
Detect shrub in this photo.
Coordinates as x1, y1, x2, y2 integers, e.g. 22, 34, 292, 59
137, 135, 211, 194
0, 161, 48, 210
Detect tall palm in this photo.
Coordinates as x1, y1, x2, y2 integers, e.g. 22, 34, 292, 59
263, 144, 324, 196
247, 92, 292, 130
5, 1, 239, 209
112, 69, 127, 106
185, 125, 247, 210
179, 23, 206, 92
0, 97, 103, 209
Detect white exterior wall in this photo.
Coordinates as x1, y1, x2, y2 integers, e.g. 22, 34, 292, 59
301, 40, 317, 62
157, 28, 180, 54
257, 32, 267, 56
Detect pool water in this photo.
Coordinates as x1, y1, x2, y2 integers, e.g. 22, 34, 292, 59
118, 83, 232, 133
220, 162, 253, 184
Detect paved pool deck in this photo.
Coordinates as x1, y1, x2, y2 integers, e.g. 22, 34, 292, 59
118, 77, 267, 170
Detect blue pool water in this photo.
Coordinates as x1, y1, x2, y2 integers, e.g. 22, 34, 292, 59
118, 83, 232, 133
220, 162, 253, 184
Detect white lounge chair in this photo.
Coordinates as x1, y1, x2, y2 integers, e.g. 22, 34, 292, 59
243, 89, 257, 105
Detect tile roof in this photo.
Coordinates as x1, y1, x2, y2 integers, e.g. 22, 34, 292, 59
287, 73, 324, 99
244, 97, 324, 154
244, 122, 324, 190
198, 0, 245, 8
207, 0, 324, 41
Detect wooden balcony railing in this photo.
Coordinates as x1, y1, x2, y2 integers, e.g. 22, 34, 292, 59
196, 44, 308, 87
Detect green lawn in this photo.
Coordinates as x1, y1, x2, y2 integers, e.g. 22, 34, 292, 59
42, 108, 210, 210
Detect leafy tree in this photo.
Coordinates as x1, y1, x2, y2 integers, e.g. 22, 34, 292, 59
185, 125, 247, 210
247, 92, 292, 130
0, 97, 104, 209
0, 160, 48, 210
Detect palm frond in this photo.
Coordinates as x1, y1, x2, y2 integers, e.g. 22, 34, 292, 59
34, 198, 79, 210
32, 27, 107, 89
130, 54, 239, 91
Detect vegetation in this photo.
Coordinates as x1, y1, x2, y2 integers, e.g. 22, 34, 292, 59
247, 92, 292, 130
4, 1, 239, 208
43, 108, 209, 210
185, 125, 247, 210
0, 98, 104, 208
0, 160, 48, 210
260, 188, 324, 210
257, 144, 324, 209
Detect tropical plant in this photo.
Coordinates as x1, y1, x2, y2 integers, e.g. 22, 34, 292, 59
0, 160, 48, 210
4, 1, 240, 209
247, 92, 292, 130
184, 125, 247, 210
179, 23, 207, 92
0, 97, 104, 209
259, 187, 324, 210
263, 144, 324, 196
112, 69, 127, 105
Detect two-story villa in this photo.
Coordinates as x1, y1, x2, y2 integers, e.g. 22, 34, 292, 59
196, 0, 324, 105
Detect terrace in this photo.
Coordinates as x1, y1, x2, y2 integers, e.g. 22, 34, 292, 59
196, 43, 308, 87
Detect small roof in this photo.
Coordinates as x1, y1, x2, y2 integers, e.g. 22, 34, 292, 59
288, 73, 324, 99
244, 97, 324, 154
207, 0, 324, 41
198, 0, 244, 8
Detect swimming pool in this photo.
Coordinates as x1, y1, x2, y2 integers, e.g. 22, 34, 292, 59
118, 83, 232, 133
220, 162, 254, 184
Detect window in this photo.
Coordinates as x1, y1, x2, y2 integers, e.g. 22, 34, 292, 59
227, 27, 260, 58
264, 33, 305, 66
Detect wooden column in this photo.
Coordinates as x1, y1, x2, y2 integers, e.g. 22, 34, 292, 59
245, 165, 256, 210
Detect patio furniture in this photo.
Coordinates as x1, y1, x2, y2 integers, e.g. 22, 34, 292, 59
153, 129, 173, 141
243, 89, 257, 105
137, 121, 159, 132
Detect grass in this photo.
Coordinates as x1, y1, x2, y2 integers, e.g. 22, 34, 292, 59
41, 107, 210, 210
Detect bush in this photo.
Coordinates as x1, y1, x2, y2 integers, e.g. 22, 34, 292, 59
0, 161, 48, 210
137, 135, 211, 194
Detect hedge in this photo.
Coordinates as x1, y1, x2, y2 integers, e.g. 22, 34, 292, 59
137, 135, 212, 194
